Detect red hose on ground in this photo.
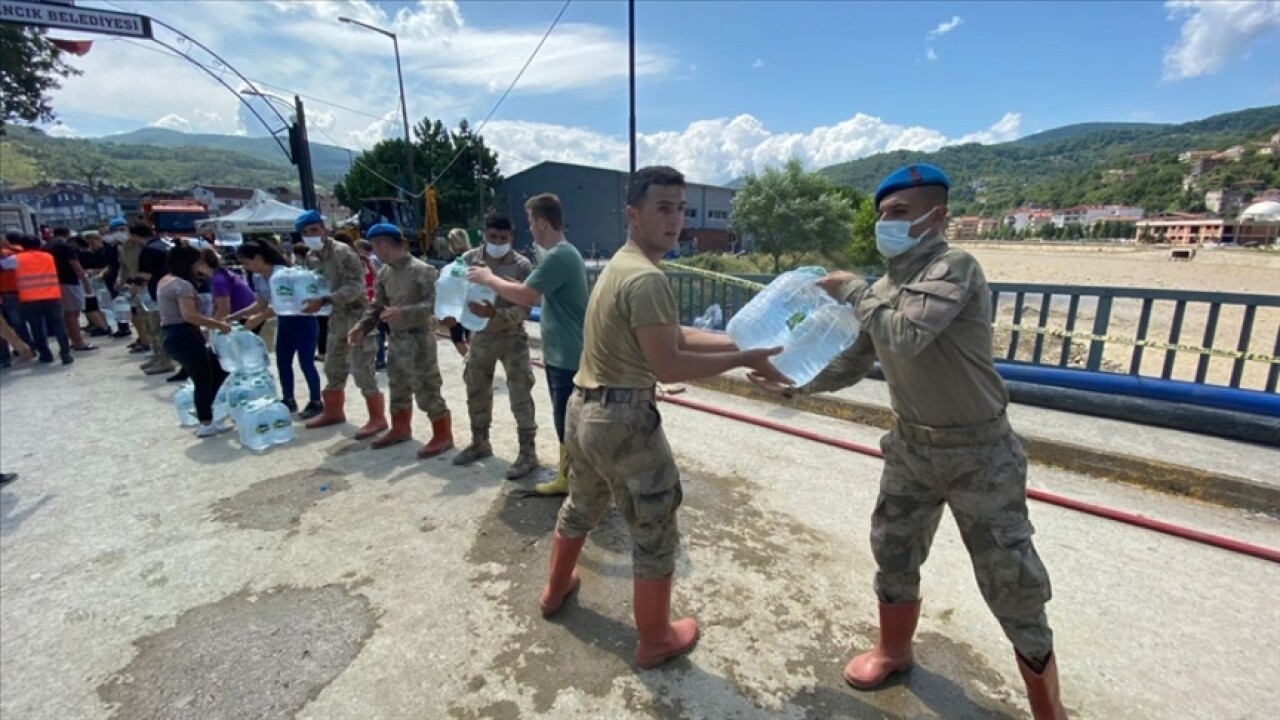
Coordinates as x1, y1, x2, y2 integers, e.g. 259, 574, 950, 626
526, 357, 1280, 563
659, 393, 1280, 565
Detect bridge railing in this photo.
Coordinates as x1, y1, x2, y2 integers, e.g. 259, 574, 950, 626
427, 258, 1278, 393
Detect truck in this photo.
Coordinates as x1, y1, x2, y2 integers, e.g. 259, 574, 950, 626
354, 187, 440, 256
143, 199, 210, 239
0, 203, 38, 236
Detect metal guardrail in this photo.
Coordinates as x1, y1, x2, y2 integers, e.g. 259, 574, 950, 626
426, 257, 1278, 393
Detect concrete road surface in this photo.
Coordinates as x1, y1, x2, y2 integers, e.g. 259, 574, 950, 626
1, 339, 1277, 719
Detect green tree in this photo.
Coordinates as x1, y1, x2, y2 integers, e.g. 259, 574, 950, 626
848, 195, 881, 270
731, 159, 856, 274
0, 27, 80, 132
334, 116, 502, 228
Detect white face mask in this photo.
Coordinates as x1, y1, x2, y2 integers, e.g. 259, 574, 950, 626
108, 231, 127, 244
302, 235, 324, 250
875, 207, 938, 258
485, 242, 511, 258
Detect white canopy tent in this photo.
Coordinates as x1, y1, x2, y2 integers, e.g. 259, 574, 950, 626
195, 190, 306, 236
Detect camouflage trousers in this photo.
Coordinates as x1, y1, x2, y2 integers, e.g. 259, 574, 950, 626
556, 389, 682, 579
385, 328, 448, 419
872, 427, 1055, 662
323, 309, 378, 396
463, 331, 537, 434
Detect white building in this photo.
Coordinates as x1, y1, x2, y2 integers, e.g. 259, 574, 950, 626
1051, 204, 1144, 229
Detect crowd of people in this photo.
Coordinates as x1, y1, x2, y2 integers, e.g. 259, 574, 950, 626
1, 162, 1068, 719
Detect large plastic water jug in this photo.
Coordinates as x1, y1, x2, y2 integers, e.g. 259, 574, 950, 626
693, 304, 724, 330
97, 288, 117, 326
238, 398, 275, 451
226, 371, 276, 422
211, 328, 239, 373
232, 329, 270, 374
266, 402, 295, 445
460, 282, 497, 332
726, 267, 829, 351
172, 381, 197, 427
212, 376, 231, 422
112, 295, 132, 320
298, 271, 332, 316
435, 259, 468, 322
270, 267, 301, 315
770, 303, 862, 387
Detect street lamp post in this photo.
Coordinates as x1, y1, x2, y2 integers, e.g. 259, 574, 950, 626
339, 16, 418, 228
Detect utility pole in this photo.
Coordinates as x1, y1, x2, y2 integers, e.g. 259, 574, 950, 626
289, 96, 318, 211
628, 0, 637, 174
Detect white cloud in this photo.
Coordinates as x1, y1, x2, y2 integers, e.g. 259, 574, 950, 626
925, 48, 939, 61
485, 112, 1023, 184
151, 114, 191, 132
1162, 0, 1280, 81
751, 58, 765, 69
46, 122, 79, 138
48, 0, 674, 152
927, 16, 965, 40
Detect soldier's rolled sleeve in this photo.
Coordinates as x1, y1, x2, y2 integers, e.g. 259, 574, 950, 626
857, 257, 974, 359
330, 251, 366, 306
797, 332, 877, 395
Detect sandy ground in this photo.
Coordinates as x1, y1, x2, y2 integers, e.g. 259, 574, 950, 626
964, 246, 1280, 390
2, 338, 1278, 720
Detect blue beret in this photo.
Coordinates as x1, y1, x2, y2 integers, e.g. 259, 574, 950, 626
294, 210, 324, 232
107, 217, 128, 230
365, 223, 403, 241
874, 163, 951, 208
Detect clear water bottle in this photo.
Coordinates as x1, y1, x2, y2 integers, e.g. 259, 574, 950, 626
172, 381, 197, 427
726, 267, 829, 351
770, 303, 862, 387
113, 295, 132, 320
211, 328, 240, 373
98, 289, 117, 327
212, 377, 231, 423
307, 272, 332, 317
693, 303, 724, 330
266, 402, 295, 445
270, 267, 300, 315
238, 399, 275, 451
233, 329, 270, 374
460, 282, 497, 331
435, 258, 468, 322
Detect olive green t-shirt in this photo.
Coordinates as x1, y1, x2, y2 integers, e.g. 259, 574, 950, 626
574, 243, 677, 389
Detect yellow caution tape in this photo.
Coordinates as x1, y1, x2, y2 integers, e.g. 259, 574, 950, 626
660, 263, 1279, 365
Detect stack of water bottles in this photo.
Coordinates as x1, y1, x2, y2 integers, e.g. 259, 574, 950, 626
171, 324, 296, 450
436, 257, 497, 331
725, 267, 862, 387
268, 266, 331, 317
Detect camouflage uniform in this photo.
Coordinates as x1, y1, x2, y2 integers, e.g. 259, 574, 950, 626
556, 388, 681, 578
356, 255, 448, 419
554, 244, 684, 580
805, 233, 1055, 662
316, 240, 377, 396
458, 247, 537, 437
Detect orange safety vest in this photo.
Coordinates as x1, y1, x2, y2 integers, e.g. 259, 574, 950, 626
0, 248, 18, 294
14, 251, 62, 302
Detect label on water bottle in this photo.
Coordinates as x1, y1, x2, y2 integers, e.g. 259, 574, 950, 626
786, 310, 807, 331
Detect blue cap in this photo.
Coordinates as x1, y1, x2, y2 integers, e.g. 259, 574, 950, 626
874, 163, 951, 208
294, 209, 324, 233
364, 223, 403, 241
107, 217, 128, 230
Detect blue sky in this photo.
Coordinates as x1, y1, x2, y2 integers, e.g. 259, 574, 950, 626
43, 1, 1280, 183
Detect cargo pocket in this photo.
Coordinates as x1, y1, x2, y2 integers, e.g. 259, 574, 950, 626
622, 461, 682, 530
989, 519, 1052, 608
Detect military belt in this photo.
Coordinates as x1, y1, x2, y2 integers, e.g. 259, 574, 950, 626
577, 386, 656, 406
388, 326, 426, 335
894, 412, 1011, 448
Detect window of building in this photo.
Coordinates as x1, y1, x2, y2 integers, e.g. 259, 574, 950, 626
684, 208, 699, 219
708, 209, 729, 220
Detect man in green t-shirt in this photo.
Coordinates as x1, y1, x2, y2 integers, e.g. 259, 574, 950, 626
468, 193, 589, 495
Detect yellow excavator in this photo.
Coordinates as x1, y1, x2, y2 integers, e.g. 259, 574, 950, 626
351, 186, 440, 256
